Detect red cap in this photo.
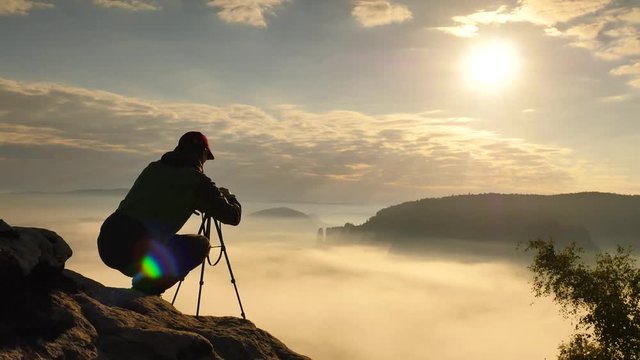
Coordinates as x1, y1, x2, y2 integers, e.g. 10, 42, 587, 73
178, 131, 214, 160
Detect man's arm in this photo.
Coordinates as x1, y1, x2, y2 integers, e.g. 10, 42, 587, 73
194, 175, 242, 226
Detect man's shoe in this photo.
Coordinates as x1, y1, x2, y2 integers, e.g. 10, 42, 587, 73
132, 278, 166, 296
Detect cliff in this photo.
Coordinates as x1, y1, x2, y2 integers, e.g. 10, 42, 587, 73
0, 220, 309, 360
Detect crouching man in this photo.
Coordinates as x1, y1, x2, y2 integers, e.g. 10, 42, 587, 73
97, 131, 241, 295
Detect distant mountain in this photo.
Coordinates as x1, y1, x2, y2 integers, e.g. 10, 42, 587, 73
326, 192, 640, 252
17, 188, 129, 196
249, 207, 310, 219
245, 208, 320, 239
67, 188, 129, 196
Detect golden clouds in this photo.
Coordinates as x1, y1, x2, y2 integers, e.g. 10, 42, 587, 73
611, 62, 640, 88
93, 0, 161, 11
0, 123, 132, 152
436, 1, 613, 38
0, 0, 52, 16
351, 0, 413, 27
516, 0, 611, 25
207, 0, 286, 27
0, 77, 592, 200
0, 0, 161, 13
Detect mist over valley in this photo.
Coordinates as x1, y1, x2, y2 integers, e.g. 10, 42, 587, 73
0, 191, 593, 359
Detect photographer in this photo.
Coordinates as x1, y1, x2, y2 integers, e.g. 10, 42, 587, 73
97, 131, 241, 295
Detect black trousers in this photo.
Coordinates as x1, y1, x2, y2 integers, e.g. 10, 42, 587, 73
97, 211, 209, 294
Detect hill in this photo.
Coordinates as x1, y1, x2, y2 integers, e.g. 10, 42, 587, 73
326, 192, 640, 253
249, 207, 310, 219
18, 188, 129, 196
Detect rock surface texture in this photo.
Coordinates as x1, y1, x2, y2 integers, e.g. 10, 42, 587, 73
0, 220, 309, 360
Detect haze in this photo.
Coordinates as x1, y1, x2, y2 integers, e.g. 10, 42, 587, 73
1, 193, 573, 359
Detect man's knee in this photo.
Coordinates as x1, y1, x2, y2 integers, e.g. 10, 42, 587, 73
175, 234, 210, 261
197, 234, 210, 248
191, 234, 211, 257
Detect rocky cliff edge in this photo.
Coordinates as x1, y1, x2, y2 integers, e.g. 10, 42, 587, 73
0, 219, 309, 360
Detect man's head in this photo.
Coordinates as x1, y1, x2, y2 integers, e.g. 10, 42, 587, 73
177, 131, 215, 162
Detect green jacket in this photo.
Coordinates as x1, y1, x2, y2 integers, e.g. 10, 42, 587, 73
117, 151, 241, 237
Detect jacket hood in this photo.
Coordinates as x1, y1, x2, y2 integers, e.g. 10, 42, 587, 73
160, 149, 204, 173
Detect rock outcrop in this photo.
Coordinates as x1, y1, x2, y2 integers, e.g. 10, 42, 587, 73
0, 220, 309, 360
0, 219, 72, 285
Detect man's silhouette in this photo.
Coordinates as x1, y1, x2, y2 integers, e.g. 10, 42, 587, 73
97, 131, 241, 295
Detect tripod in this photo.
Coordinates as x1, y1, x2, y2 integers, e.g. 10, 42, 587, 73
171, 212, 246, 319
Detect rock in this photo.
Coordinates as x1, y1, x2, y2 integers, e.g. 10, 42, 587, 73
0, 223, 309, 360
0, 270, 308, 359
0, 219, 18, 237
0, 220, 72, 284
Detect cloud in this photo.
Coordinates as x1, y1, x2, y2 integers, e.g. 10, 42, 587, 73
598, 93, 632, 102
207, 0, 286, 27
516, 0, 612, 25
351, 0, 412, 28
0, 0, 53, 16
617, 7, 640, 24
0, 123, 133, 152
93, 0, 160, 11
435, 23, 479, 38
611, 62, 640, 88
561, 8, 640, 61
0, 76, 622, 202
436, 1, 613, 37
434, 5, 523, 37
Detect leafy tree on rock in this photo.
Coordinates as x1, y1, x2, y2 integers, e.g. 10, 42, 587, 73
525, 239, 640, 359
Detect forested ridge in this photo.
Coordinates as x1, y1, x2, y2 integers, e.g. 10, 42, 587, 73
329, 192, 640, 250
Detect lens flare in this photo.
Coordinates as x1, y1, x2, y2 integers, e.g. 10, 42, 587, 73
135, 239, 180, 281
141, 255, 162, 279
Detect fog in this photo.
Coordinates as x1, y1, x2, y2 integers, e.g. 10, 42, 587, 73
1, 193, 574, 359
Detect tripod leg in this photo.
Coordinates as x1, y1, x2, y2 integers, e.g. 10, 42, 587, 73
195, 260, 205, 317
171, 280, 182, 306
196, 216, 211, 318
214, 220, 247, 320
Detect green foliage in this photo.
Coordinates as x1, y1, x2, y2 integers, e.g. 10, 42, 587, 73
526, 239, 640, 359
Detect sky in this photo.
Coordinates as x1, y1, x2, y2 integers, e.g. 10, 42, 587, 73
1, 0, 639, 204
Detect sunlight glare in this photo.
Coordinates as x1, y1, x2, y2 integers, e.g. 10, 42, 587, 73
463, 40, 521, 90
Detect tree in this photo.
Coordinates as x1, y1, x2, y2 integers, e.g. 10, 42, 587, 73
525, 239, 640, 359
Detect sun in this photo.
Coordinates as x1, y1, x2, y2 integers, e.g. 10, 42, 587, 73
462, 40, 521, 90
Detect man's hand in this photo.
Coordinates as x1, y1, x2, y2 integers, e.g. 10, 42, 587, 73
219, 187, 239, 205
